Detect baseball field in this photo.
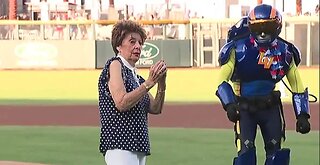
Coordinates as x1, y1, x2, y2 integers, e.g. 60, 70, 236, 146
0, 68, 319, 165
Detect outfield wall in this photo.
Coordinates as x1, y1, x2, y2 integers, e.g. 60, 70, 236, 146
0, 40, 192, 69
0, 40, 96, 69
95, 40, 191, 68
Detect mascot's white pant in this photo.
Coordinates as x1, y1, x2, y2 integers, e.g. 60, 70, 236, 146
105, 149, 146, 165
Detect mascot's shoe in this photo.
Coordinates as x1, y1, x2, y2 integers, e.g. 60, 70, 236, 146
265, 148, 290, 165
233, 149, 256, 165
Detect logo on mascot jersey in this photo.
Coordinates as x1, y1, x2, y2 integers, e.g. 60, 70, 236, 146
258, 52, 274, 69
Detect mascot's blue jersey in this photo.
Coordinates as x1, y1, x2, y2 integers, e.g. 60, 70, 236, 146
219, 36, 297, 97
233, 37, 292, 82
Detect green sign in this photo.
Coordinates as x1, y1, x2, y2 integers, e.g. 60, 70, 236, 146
137, 42, 160, 65
95, 40, 192, 68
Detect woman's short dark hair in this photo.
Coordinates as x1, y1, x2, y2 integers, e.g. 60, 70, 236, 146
111, 20, 147, 55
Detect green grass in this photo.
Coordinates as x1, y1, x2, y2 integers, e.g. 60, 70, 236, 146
0, 126, 318, 165
0, 69, 318, 104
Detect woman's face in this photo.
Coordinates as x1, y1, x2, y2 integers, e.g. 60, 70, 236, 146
118, 32, 143, 66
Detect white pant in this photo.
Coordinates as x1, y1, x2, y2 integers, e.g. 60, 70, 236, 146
105, 149, 147, 165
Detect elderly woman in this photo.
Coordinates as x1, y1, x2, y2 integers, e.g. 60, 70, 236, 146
98, 20, 167, 165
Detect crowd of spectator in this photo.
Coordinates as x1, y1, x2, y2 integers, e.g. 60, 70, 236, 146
0, 10, 91, 40
0, 15, 8, 20
0, 4, 319, 40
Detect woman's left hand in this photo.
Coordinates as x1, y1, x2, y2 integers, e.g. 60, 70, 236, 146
157, 60, 167, 86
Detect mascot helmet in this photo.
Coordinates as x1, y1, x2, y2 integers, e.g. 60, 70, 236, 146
248, 4, 282, 45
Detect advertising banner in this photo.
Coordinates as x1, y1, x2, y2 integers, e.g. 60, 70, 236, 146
96, 39, 192, 68
0, 40, 95, 69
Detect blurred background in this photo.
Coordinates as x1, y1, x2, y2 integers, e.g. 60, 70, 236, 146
0, 0, 318, 69
0, 1, 318, 164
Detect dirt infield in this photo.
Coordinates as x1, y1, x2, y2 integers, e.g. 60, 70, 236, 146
0, 103, 318, 130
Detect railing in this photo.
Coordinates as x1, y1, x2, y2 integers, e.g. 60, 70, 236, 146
0, 20, 190, 40
0, 16, 318, 67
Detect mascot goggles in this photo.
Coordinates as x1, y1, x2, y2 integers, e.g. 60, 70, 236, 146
249, 20, 278, 35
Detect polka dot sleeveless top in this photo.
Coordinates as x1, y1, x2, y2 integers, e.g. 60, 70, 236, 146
98, 56, 151, 156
